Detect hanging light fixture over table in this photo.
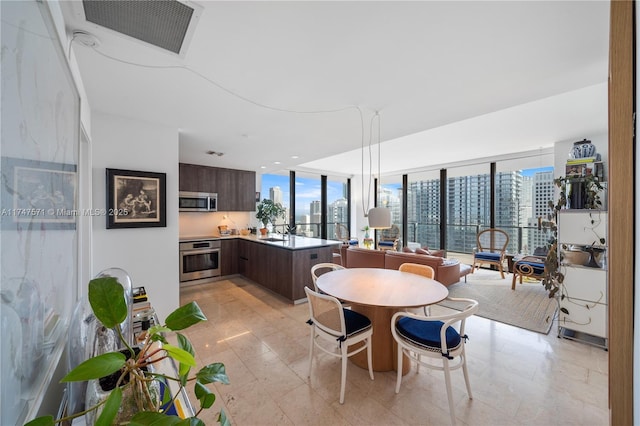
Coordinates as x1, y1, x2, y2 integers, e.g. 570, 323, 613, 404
366, 112, 391, 229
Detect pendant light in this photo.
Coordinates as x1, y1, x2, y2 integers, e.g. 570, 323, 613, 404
367, 112, 391, 229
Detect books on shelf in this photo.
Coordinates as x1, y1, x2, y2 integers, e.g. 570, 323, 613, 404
567, 156, 598, 164
133, 286, 148, 302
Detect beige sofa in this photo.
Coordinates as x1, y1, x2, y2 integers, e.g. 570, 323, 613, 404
343, 246, 470, 286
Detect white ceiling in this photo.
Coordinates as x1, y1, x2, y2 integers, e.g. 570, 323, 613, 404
60, 1, 610, 177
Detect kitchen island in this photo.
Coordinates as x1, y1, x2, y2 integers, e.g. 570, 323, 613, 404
237, 235, 340, 302
180, 234, 341, 302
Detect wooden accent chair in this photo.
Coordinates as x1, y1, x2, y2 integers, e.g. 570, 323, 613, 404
511, 255, 546, 290
472, 228, 509, 279
378, 224, 400, 251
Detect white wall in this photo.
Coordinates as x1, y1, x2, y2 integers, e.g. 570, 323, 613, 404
91, 112, 179, 321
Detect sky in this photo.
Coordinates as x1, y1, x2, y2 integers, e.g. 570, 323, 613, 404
261, 174, 346, 215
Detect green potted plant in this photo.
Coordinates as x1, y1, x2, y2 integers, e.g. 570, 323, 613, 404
541, 176, 606, 302
27, 276, 229, 426
255, 199, 286, 235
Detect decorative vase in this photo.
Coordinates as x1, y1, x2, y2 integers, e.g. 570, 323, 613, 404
85, 346, 160, 425
569, 139, 596, 159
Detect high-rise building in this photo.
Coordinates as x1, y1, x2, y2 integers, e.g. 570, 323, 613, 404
309, 200, 321, 236
328, 198, 348, 240
528, 170, 555, 253
270, 186, 283, 205
407, 179, 441, 247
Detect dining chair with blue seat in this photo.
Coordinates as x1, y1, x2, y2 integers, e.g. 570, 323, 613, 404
391, 297, 479, 425
472, 228, 509, 279
304, 286, 374, 404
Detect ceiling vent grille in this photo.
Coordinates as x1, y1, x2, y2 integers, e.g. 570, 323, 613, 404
82, 0, 195, 54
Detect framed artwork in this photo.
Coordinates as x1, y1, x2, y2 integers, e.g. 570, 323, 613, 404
1, 157, 77, 230
565, 163, 586, 177
106, 168, 166, 229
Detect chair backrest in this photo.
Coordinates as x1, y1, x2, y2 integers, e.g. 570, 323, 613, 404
398, 262, 435, 279
310, 263, 345, 291
443, 297, 478, 334
380, 224, 400, 241
477, 228, 509, 253
305, 286, 345, 337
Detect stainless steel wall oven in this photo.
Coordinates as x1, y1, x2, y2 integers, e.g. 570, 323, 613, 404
179, 239, 221, 282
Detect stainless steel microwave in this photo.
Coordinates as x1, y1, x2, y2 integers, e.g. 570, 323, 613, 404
179, 192, 218, 212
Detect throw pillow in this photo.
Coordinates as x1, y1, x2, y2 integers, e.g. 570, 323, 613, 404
415, 248, 431, 255
402, 247, 414, 253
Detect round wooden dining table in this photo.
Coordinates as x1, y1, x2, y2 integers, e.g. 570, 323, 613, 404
315, 267, 448, 374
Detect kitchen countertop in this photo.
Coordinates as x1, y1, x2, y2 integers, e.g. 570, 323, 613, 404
179, 234, 341, 250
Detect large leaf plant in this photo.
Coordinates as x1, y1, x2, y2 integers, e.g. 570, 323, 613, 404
27, 277, 230, 426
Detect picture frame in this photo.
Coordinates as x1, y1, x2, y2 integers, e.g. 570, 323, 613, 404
1, 157, 77, 230
106, 168, 166, 229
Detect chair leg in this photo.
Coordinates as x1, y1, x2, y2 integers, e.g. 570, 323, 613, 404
511, 273, 517, 290
443, 358, 457, 426
395, 345, 403, 393
307, 330, 315, 378
366, 338, 374, 381
461, 352, 473, 400
498, 263, 505, 279
339, 344, 348, 404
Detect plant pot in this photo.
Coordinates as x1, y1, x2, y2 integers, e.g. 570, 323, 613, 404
260, 227, 268, 236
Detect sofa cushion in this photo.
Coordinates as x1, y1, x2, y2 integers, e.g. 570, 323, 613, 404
415, 248, 431, 255
345, 247, 386, 269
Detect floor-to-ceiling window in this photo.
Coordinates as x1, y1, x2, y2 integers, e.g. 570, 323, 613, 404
294, 172, 321, 237
327, 175, 350, 240
406, 170, 441, 249
260, 173, 290, 232
378, 175, 403, 248
446, 164, 491, 253
495, 154, 554, 255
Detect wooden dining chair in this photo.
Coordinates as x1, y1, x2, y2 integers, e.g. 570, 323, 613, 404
391, 297, 479, 425
399, 262, 436, 315
304, 287, 374, 404
310, 263, 345, 292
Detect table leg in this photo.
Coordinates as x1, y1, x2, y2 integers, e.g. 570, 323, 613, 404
348, 304, 410, 375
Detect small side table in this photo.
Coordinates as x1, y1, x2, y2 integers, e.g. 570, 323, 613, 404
505, 254, 516, 273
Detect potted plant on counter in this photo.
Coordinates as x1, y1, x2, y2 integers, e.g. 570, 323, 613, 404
256, 199, 286, 235
27, 276, 230, 426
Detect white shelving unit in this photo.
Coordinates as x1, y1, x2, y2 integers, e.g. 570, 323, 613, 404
556, 210, 608, 349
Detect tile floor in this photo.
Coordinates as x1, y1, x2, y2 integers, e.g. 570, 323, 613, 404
179, 276, 609, 426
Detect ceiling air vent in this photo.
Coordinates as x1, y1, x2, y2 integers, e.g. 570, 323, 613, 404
82, 0, 197, 55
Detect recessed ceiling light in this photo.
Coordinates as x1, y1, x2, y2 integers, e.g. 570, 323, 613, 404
291, 155, 299, 159
260, 166, 266, 169
274, 161, 281, 165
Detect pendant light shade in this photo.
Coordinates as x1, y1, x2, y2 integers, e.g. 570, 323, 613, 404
368, 206, 391, 229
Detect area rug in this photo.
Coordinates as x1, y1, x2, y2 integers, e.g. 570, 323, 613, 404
439, 268, 558, 334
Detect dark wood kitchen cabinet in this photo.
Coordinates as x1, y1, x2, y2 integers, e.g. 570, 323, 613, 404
220, 239, 238, 276
179, 163, 255, 211
236, 239, 333, 301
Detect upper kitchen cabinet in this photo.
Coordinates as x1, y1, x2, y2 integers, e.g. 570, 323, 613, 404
179, 163, 256, 211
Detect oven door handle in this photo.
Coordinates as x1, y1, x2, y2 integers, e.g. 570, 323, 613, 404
181, 249, 220, 256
